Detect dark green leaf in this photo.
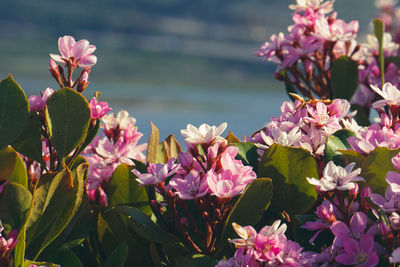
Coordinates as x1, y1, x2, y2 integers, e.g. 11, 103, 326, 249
231, 142, 259, 172
0, 182, 32, 230
55, 250, 84, 267
14, 225, 26, 267
331, 56, 359, 100
373, 18, 385, 85
360, 147, 400, 195
45, 88, 90, 162
175, 254, 217, 267
324, 136, 346, 166
25, 164, 87, 260
0, 75, 29, 150
0, 146, 17, 181
11, 112, 43, 164
103, 242, 128, 267
75, 119, 100, 156
219, 178, 273, 255
258, 144, 318, 216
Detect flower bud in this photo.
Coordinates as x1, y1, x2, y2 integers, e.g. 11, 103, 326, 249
77, 71, 89, 92
390, 212, 400, 231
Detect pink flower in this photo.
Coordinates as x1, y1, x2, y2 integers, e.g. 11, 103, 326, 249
180, 122, 227, 146
392, 153, 400, 171
335, 235, 378, 266
307, 161, 364, 191
253, 220, 287, 262
306, 101, 341, 130
50, 35, 97, 68
302, 200, 336, 243
28, 88, 54, 111
289, 0, 335, 14
314, 16, 359, 42
89, 97, 112, 119
229, 223, 257, 248
169, 169, 209, 199
206, 146, 256, 198
133, 158, 179, 186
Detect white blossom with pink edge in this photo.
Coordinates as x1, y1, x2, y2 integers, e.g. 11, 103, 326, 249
370, 82, 400, 109
307, 161, 364, 191
180, 122, 227, 145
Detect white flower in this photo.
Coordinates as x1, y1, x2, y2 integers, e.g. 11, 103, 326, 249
390, 247, 400, 263
180, 122, 227, 145
289, 0, 335, 14
307, 161, 364, 191
365, 33, 399, 57
370, 83, 400, 109
259, 126, 301, 147
102, 110, 136, 130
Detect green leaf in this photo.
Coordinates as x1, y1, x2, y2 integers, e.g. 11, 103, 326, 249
108, 164, 152, 215
118, 206, 180, 246
231, 142, 259, 172
0, 182, 32, 230
54, 250, 84, 267
331, 56, 359, 100
14, 225, 26, 267
341, 150, 365, 168
219, 178, 273, 254
75, 119, 100, 157
175, 254, 217, 267
226, 131, 241, 144
97, 208, 154, 266
258, 144, 318, 216
360, 147, 400, 195
351, 104, 370, 126
324, 136, 346, 166
374, 18, 385, 85
8, 153, 28, 188
147, 121, 161, 163
25, 164, 87, 260
0, 75, 29, 150
103, 242, 129, 267
0, 146, 17, 181
45, 88, 90, 162
11, 112, 43, 164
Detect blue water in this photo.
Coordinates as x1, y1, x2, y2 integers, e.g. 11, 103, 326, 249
18, 78, 288, 144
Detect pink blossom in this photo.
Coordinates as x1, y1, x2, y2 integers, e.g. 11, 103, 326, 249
253, 220, 287, 262
28, 88, 54, 112
169, 169, 209, 199
307, 161, 364, 191
289, 0, 335, 14
89, 97, 112, 119
306, 101, 342, 130
302, 200, 336, 243
314, 16, 359, 42
393, 153, 400, 171
50, 35, 97, 68
335, 234, 378, 266
87, 185, 108, 206
133, 158, 180, 186
229, 223, 257, 248
206, 146, 256, 198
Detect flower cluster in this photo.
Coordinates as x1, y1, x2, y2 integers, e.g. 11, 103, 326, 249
134, 122, 257, 255
83, 110, 147, 205
217, 221, 316, 266
251, 98, 356, 157
257, 0, 360, 99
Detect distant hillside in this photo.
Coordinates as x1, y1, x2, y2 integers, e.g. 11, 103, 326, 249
0, 0, 377, 91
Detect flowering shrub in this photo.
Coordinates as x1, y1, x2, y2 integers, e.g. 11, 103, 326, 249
3, 0, 400, 266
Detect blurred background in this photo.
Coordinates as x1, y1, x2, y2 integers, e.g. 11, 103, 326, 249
0, 0, 377, 141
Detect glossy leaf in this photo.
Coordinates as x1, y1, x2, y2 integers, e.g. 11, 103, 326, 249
324, 136, 346, 166
11, 112, 43, 164
231, 142, 259, 172
175, 254, 217, 267
103, 242, 128, 267
14, 224, 26, 267
0, 182, 32, 230
118, 206, 180, 246
25, 164, 87, 259
8, 152, 28, 188
97, 208, 154, 266
360, 147, 400, 195
45, 88, 90, 162
331, 56, 359, 100
0, 75, 29, 150
220, 178, 273, 253
0, 146, 17, 181
258, 144, 318, 216
55, 250, 84, 267
108, 164, 151, 215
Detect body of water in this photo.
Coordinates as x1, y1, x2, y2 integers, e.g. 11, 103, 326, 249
18, 78, 288, 144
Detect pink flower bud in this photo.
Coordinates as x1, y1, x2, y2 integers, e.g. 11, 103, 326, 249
89, 97, 112, 119
28, 95, 45, 111
361, 186, 372, 198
